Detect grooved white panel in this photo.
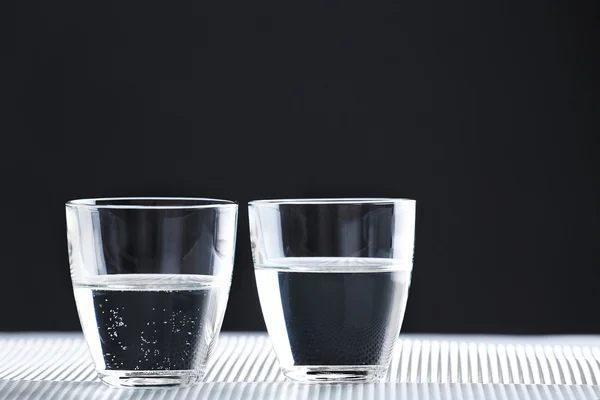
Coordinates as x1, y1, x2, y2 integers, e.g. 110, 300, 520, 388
0, 380, 599, 400
1, 333, 600, 388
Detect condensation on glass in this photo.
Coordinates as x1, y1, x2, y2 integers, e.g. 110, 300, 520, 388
249, 198, 416, 383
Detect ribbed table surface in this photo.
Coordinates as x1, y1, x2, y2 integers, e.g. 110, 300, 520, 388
1, 333, 600, 399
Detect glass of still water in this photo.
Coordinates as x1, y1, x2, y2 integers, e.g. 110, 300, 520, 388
249, 198, 415, 383
66, 198, 238, 388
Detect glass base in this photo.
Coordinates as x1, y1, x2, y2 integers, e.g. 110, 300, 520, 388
282, 366, 387, 383
98, 370, 202, 388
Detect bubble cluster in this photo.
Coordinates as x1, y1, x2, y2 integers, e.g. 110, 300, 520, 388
90, 288, 215, 371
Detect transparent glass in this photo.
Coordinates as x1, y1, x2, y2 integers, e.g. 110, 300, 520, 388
66, 198, 238, 388
249, 198, 416, 383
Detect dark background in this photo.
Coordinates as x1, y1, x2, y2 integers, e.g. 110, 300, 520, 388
2, 0, 598, 334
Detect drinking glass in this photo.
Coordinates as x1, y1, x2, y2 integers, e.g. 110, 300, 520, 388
66, 198, 238, 388
249, 198, 415, 383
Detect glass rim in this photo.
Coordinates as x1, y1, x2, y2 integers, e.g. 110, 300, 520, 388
66, 197, 238, 210
248, 197, 415, 206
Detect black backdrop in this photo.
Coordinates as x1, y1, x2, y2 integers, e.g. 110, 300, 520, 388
2, 0, 598, 333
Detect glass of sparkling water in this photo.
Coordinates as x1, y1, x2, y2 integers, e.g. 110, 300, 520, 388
66, 198, 238, 388
249, 198, 415, 383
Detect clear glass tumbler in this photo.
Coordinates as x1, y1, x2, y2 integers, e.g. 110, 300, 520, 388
249, 198, 416, 383
66, 198, 238, 388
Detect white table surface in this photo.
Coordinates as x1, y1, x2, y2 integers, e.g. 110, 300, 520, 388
1, 333, 600, 399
